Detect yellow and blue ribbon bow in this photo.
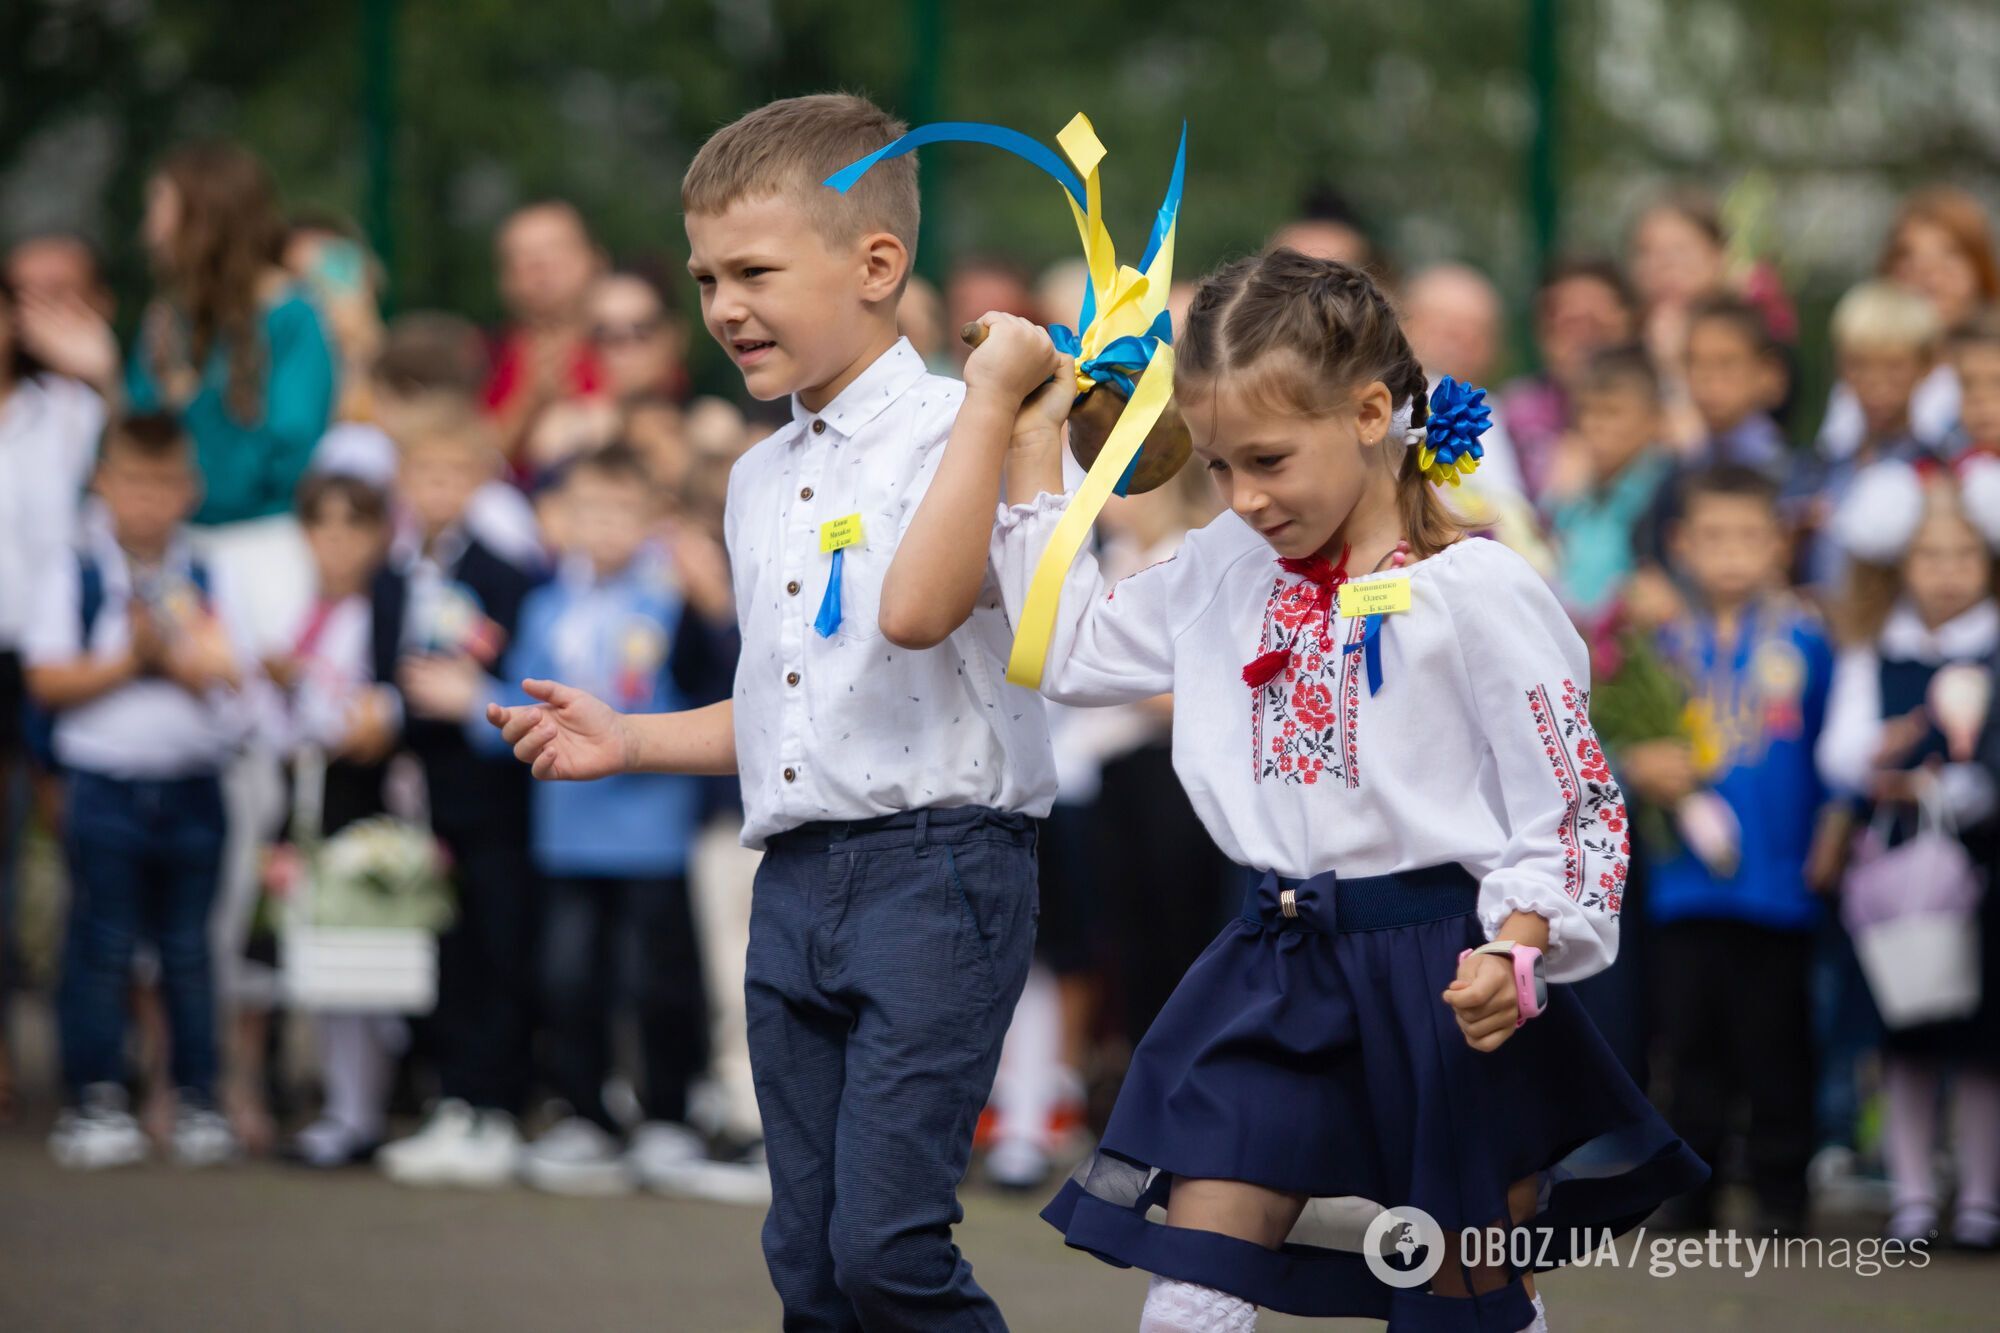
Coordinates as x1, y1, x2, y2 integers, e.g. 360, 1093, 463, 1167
826, 115, 1187, 688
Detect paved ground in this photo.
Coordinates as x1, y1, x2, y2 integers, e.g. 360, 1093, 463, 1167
2, 1113, 1994, 1333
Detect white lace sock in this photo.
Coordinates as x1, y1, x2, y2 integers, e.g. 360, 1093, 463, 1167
1517, 1291, 1549, 1332
1138, 1275, 1258, 1332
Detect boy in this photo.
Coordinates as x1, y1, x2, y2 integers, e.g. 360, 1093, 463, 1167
1946, 304, 2000, 462
1683, 294, 1790, 477
406, 443, 725, 1196
1796, 281, 1944, 590
1546, 344, 1677, 616
488, 94, 1062, 1328
25, 412, 253, 1168
371, 409, 543, 1188
1619, 465, 1834, 1236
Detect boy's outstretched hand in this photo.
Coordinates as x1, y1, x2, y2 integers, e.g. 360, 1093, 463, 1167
486, 678, 633, 781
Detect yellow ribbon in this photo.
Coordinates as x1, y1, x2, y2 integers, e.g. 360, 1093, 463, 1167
1005, 114, 1180, 688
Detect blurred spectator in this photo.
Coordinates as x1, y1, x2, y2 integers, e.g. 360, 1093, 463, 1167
5, 232, 116, 322
373, 409, 542, 1189
259, 473, 401, 1168
945, 256, 1036, 366
1546, 345, 1674, 617
1268, 183, 1379, 276
1797, 281, 1945, 593
1682, 294, 1790, 475
483, 200, 607, 463
589, 267, 690, 403
1819, 188, 2000, 460
1946, 306, 2000, 463
1632, 466, 1832, 1237
897, 273, 949, 371
1501, 256, 1639, 503
1034, 258, 1090, 333
285, 212, 385, 425
1401, 262, 1527, 499
26, 413, 257, 1170
1630, 189, 1731, 449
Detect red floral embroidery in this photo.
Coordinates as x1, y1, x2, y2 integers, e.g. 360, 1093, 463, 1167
1251, 574, 1362, 787
1527, 679, 1626, 916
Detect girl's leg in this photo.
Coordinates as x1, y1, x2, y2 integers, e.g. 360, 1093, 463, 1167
1137, 1178, 1306, 1332
1882, 1056, 1941, 1234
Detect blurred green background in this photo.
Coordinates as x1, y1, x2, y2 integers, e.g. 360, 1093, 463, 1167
5, 0, 1998, 410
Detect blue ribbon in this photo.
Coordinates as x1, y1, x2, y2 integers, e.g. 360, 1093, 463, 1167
813, 548, 845, 638
1342, 613, 1385, 696
824, 122, 1086, 208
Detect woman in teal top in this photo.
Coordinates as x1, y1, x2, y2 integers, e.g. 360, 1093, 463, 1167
126, 141, 336, 528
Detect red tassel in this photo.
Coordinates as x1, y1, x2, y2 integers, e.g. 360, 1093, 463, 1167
1243, 648, 1291, 689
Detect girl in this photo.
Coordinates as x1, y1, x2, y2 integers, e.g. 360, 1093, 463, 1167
260, 473, 404, 1166
914, 251, 1709, 1330
1817, 461, 2000, 1250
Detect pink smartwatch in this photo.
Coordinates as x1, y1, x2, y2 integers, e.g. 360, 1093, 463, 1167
1458, 941, 1547, 1026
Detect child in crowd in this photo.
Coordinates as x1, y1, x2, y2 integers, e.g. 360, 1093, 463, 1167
1682, 295, 1790, 476
1797, 281, 1946, 591
409, 443, 723, 1196
370, 410, 543, 1188
487, 94, 1063, 1328
1547, 344, 1677, 616
1499, 257, 1638, 502
1622, 466, 1833, 1236
1946, 306, 2000, 464
899, 248, 1705, 1331
1817, 461, 2000, 1249
26, 413, 255, 1169
261, 473, 402, 1167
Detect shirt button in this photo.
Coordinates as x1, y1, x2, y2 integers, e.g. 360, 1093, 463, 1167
800, 486, 814, 501
782, 767, 797, 783
785, 671, 800, 687
786, 580, 801, 596
811, 419, 826, 435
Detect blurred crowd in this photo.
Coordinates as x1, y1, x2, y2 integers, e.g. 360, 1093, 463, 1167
2, 139, 1998, 1246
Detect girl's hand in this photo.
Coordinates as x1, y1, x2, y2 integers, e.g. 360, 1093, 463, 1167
963, 312, 1060, 404
485, 678, 634, 781
1443, 952, 1521, 1052
17, 291, 120, 393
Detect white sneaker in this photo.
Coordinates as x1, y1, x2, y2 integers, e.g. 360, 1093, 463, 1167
644, 1135, 773, 1206
49, 1084, 148, 1170
379, 1100, 521, 1188
171, 1095, 238, 1167
986, 1137, 1052, 1192
625, 1121, 705, 1192
521, 1117, 635, 1197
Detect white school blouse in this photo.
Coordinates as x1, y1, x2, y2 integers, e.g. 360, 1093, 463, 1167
991, 496, 1627, 982
723, 337, 1056, 848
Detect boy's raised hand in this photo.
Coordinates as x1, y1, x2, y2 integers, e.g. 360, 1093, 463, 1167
485, 678, 634, 782
963, 312, 1062, 405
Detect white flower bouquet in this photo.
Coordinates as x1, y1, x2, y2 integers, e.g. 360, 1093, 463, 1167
309, 816, 455, 932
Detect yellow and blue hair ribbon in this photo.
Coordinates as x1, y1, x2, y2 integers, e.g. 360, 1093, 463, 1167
826, 114, 1187, 688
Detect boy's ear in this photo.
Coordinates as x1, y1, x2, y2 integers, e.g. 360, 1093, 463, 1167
856, 230, 910, 305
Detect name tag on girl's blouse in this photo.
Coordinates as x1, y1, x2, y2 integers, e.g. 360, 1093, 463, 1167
1339, 577, 1411, 617
820, 514, 865, 553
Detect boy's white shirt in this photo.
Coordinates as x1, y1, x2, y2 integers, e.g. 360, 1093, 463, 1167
991, 499, 1629, 983
722, 336, 1055, 848
21, 518, 261, 779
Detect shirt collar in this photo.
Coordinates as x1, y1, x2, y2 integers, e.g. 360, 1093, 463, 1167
1882, 596, 2000, 662
788, 338, 928, 440
84, 517, 196, 595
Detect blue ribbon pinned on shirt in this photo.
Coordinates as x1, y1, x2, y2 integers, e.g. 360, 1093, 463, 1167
814, 548, 845, 638
1342, 613, 1385, 696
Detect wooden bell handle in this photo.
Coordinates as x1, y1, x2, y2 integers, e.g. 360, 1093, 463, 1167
959, 321, 990, 350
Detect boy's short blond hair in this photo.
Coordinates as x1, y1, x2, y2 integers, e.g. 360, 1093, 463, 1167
681, 93, 917, 254
1832, 279, 1942, 356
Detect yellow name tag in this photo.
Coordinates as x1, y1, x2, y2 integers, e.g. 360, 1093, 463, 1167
819, 513, 865, 554
1338, 577, 1412, 617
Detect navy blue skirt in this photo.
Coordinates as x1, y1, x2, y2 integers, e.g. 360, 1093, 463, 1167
1043, 864, 1709, 1330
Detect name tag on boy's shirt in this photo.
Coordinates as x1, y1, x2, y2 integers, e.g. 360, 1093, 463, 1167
820, 514, 865, 554
1339, 577, 1411, 618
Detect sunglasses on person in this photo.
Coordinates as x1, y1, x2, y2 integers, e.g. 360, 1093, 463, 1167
591, 316, 665, 347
